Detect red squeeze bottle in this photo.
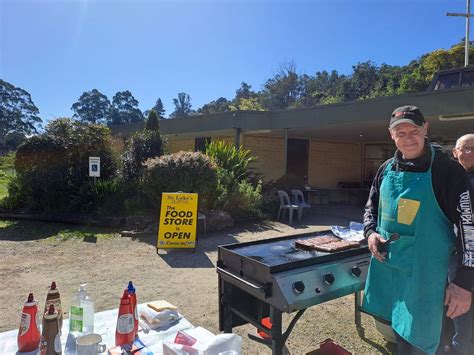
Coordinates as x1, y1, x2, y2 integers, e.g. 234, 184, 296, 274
18, 293, 41, 352
115, 289, 134, 346
127, 281, 138, 338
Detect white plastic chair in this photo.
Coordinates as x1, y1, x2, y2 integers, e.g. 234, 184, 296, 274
277, 190, 300, 225
291, 189, 311, 220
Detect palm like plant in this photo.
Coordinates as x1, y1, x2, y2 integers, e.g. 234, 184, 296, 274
205, 141, 255, 181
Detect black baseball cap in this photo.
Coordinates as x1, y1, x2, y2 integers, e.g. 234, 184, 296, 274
389, 105, 425, 129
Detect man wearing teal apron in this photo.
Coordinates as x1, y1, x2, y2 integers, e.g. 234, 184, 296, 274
362, 106, 474, 354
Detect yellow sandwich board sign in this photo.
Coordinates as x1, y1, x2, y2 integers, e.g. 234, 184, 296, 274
157, 192, 198, 250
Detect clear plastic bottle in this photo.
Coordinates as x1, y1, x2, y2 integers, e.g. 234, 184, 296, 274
68, 284, 94, 337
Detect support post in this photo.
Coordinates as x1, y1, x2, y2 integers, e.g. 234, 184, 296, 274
235, 128, 241, 149
355, 291, 362, 328
447, 0, 473, 67
283, 129, 288, 176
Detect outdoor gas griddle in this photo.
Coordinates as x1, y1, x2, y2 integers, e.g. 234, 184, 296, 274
217, 230, 371, 355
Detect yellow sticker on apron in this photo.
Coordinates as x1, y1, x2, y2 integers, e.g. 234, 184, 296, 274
397, 198, 420, 225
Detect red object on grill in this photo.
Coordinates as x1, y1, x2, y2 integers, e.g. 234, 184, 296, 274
319, 338, 352, 355
257, 317, 272, 339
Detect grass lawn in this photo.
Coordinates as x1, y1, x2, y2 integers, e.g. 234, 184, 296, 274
0, 153, 15, 200
0, 169, 13, 200
0, 218, 120, 241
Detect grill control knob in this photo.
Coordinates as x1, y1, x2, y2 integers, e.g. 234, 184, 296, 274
324, 273, 335, 285
351, 266, 362, 277
292, 281, 305, 294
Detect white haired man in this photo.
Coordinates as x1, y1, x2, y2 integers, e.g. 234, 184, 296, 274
446, 133, 474, 355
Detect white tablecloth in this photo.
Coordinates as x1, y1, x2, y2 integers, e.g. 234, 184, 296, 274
0, 303, 194, 355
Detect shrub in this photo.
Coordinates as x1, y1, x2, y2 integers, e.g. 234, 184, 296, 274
0, 174, 25, 210
142, 151, 218, 211
44, 118, 117, 183
69, 178, 125, 215
9, 118, 118, 212
145, 110, 160, 131
205, 141, 255, 182
259, 187, 281, 218
272, 173, 305, 191
0, 152, 15, 170
221, 179, 265, 222
14, 135, 70, 211
122, 130, 164, 183
92, 179, 126, 215
205, 141, 267, 220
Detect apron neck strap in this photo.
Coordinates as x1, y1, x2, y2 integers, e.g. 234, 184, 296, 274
385, 143, 435, 173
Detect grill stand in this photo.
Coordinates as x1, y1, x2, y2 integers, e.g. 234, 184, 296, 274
355, 290, 363, 328
220, 273, 364, 355
222, 303, 303, 355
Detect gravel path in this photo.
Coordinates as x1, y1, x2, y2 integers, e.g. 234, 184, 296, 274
0, 206, 395, 354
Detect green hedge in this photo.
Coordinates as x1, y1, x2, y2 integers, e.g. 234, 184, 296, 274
143, 151, 218, 211
122, 130, 164, 183
7, 118, 117, 212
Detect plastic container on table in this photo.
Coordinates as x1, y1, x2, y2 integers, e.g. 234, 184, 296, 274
68, 284, 95, 337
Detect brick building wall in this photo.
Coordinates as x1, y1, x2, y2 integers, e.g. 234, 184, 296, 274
242, 135, 285, 182
166, 136, 234, 153
164, 135, 363, 188
167, 138, 195, 153
308, 141, 362, 188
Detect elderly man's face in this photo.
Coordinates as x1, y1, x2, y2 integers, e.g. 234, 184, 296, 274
453, 137, 474, 172
389, 123, 428, 159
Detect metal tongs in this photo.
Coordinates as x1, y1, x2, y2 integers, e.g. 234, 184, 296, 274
379, 233, 400, 253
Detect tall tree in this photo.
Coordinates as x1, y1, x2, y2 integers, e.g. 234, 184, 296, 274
71, 89, 110, 124
152, 98, 165, 117
144, 98, 166, 119
369, 64, 406, 98
108, 90, 144, 126
349, 61, 380, 100
0, 79, 42, 148
145, 110, 160, 131
261, 63, 302, 110
229, 97, 266, 111
399, 43, 474, 93
198, 97, 231, 115
170, 92, 193, 118
234, 82, 257, 101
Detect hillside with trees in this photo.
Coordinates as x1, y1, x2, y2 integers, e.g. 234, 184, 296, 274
1, 42, 473, 147
196, 42, 474, 113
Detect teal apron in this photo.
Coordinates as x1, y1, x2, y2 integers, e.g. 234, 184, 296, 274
362, 145, 455, 354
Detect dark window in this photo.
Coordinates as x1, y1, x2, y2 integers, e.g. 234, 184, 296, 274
364, 143, 396, 187
286, 139, 309, 184
461, 70, 474, 87
195, 137, 211, 152
434, 72, 460, 90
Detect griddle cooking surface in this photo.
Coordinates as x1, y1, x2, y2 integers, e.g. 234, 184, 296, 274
220, 231, 368, 272
236, 238, 327, 266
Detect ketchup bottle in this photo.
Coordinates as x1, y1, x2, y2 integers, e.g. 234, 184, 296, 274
115, 289, 134, 346
127, 281, 138, 338
17, 293, 41, 352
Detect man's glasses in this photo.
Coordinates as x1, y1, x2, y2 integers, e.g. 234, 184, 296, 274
455, 147, 474, 154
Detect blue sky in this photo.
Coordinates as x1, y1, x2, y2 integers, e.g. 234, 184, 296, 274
0, 0, 469, 121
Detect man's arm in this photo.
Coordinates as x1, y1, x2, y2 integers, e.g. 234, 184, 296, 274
363, 160, 389, 238
445, 164, 474, 291
364, 160, 392, 262
442, 161, 474, 318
